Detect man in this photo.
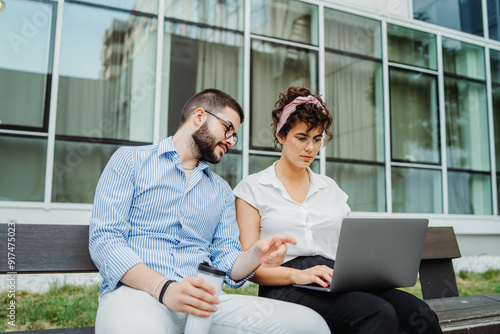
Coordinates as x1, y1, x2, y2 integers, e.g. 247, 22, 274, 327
89, 89, 329, 333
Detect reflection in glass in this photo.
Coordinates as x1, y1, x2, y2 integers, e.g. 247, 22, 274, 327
0, 136, 46, 201
413, 0, 483, 37
392, 167, 442, 213
488, 0, 500, 40
161, 21, 244, 140
57, 3, 157, 142
445, 78, 489, 171
251, 40, 317, 149
387, 24, 437, 70
492, 86, 500, 171
324, 8, 381, 59
0, 0, 54, 129
251, 0, 318, 45
390, 69, 439, 164
208, 152, 242, 189
165, 0, 243, 32
78, 0, 157, 14
325, 53, 384, 162
491, 50, 500, 84
326, 161, 385, 212
249, 155, 319, 175
442, 38, 485, 80
448, 171, 492, 215
52, 140, 120, 203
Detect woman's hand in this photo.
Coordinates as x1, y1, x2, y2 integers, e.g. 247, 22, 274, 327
291, 265, 333, 288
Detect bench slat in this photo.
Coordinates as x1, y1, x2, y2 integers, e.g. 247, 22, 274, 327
0, 223, 98, 274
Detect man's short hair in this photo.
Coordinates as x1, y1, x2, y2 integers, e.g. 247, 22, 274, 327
179, 89, 244, 126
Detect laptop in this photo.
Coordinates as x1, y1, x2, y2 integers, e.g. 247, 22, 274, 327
293, 218, 429, 293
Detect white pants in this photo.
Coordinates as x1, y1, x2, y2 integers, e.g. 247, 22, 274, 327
95, 285, 330, 334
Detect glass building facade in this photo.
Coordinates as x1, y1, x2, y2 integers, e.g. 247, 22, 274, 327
1, 0, 499, 254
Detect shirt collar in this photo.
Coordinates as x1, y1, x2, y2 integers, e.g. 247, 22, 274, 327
259, 161, 330, 191
158, 136, 210, 173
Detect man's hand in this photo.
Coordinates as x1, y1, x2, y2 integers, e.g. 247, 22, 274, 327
163, 277, 220, 317
254, 235, 297, 267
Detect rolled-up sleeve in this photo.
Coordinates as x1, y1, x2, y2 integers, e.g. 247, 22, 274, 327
89, 147, 143, 292
209, 189, 253, 288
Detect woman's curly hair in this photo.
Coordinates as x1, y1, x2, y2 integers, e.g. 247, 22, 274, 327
271, 86, 333, 150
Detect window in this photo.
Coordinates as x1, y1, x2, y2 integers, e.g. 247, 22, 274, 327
0, 0, 55, 131
251, 0, 318, 45
387, 24, 437, 70
324, 9, 384, 212
413, 0, 484, 37
443, 38, 491, 214
251, 40, 318, 149
162, 1, 245, 187
53, 2, 157, 203
0, 135, 47, 202
392, 167, 443, 213
389, 69, 440, 164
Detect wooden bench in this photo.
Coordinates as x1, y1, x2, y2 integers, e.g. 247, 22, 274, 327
420, 227, 500, 333
0, 223, 97, 334
1, 223, 499, 333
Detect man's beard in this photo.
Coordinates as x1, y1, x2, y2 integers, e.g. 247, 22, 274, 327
192, 122, 227, 164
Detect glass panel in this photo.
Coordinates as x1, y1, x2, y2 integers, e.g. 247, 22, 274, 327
448, 171, 492, 215
445, 78, 490, 171
390, 69, 440, 164
324, 8, 381, 59
165, 0, 243, 31
251, 40, 318, 149
492, 86, 500, 171
488, 0, 500, 41
79, 0, 157, 14
57, 3, 157, 142
387, 24, 437, 70
491, 49, 500, 84
208, 152, 242, 189
442, 38, 485, 80
326, 161, 386, 212
392, 167, 443, 213
161, 21, 244, 143
413, 0, 484, 37
0, 136, 46, 202
0, 0, 54, 129
249, 155, 319, 175
324, 53, 384, 162
52, 140, 120, 203
251, 0, 318, 45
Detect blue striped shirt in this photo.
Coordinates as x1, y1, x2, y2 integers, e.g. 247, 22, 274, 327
89, 137, 248, 299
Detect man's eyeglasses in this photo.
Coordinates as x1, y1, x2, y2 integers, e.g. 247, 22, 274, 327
205, 110, 238, 145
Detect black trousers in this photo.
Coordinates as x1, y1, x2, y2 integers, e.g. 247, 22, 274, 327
259, 256, 443, 334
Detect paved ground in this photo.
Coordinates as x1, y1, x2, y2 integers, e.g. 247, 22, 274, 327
2, 256, 499, 293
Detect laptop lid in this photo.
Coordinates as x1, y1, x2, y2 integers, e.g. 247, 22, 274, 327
328, 217, 429, 292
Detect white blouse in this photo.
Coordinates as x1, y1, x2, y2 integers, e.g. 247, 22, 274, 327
233, 161, 351, 263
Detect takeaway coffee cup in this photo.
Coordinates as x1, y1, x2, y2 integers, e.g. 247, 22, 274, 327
183, 262, 225, 334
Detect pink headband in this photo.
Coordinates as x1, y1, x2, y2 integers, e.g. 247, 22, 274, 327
276, 95, 325, 135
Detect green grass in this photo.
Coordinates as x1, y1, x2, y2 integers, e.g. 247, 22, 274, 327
1, 270, 498, 332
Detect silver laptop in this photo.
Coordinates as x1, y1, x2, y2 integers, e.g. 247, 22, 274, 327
293, 218, 429, 293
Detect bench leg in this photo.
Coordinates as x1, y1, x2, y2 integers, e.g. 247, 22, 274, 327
419, 259, 459, 300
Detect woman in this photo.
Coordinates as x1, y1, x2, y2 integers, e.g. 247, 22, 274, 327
233, 86, 442, 333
